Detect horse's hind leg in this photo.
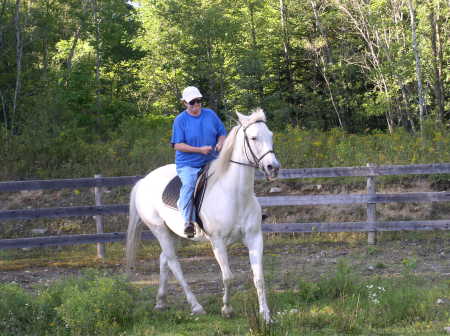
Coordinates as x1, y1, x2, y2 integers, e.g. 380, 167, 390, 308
155, 252, 169, 310
211, 238, 234, 317
151, 225, 205, 315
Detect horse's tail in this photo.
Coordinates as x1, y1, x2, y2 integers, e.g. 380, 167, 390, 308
126, 182, 143, 276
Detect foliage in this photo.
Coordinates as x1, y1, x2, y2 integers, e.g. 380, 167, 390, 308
56, 272, 136, 335
1, 0, 449, 148
1, 113, 449, 179
0, 260, 448, 335
0, 270, 139, 336
0, 0, 449, 180
238, 259, 447, 335
0, 283, 36, 335
275, 123, 450, 169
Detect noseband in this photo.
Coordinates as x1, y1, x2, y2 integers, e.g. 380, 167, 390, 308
230, 120, 275, 169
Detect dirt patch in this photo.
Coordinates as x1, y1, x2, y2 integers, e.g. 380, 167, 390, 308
1, 237, 449, 305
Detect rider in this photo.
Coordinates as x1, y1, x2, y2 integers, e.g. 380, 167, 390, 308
171, 86, 227, 238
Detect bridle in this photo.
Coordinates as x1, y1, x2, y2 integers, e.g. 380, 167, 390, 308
230, 120, 275, 169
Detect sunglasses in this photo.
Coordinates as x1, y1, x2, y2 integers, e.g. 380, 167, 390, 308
188, 98, 202, 105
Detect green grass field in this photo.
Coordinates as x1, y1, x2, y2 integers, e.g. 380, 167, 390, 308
1, 233, 450, 336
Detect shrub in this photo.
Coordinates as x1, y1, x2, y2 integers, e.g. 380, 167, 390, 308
297, 280, 321, 303
55, 273, 137, 335
0, 283, 35, 335
316, 260, 363, 299
367, 280, 433, 327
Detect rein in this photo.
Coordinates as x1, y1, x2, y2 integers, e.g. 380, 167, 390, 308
230, 120, 275, 169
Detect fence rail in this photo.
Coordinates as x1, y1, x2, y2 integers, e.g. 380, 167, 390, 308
2, 192, 449, 221
2, 163, 450, 192
1, 163, 449, 251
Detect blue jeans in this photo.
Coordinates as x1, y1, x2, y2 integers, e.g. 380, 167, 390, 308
176, 166, 202, 223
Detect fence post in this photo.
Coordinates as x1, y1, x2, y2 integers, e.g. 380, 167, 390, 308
94, 174, 105, 258
366, 163, 377, 245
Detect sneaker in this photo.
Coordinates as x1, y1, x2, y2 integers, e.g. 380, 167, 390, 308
184, 222, 195, 238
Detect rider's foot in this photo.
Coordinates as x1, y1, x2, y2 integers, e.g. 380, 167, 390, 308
184, 222, 195, 238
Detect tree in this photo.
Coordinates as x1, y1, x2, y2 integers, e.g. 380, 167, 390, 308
427, 0, 446, 123
407, 0, 426, 133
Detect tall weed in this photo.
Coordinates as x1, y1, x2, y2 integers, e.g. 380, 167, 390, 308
0, 283, 36, 335
260, 260, 441, 334
275, 124, 450, 169
0, 270, 140, 336
55, 272, 137, 335
1, 117, 449, 179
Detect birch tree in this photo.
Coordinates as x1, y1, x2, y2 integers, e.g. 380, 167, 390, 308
427, 0, 446, 123
335, 0, 396, 132
407, 0, 426, 133
279, 0, 294, 100
309, 0, 344, 129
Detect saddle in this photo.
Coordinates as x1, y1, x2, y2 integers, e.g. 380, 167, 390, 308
161, 165, 210, 231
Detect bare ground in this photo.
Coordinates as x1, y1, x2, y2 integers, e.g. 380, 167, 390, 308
1, 236, 449, 307
1, 177, 449, 304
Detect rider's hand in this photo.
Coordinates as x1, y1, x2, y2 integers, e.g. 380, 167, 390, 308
199, 146, 213, 155
215, 142, 223, 152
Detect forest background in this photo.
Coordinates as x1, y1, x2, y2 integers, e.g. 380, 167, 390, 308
0, 0, 449, 180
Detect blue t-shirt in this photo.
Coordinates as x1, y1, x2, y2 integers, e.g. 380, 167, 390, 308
171, 108, 227, 168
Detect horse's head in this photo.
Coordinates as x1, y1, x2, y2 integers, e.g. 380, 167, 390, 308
236, 109, 281, 180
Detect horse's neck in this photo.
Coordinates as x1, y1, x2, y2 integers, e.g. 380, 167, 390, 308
218, 134, 255, 197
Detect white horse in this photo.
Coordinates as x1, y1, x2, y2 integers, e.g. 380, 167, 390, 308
125, 108, 280, 321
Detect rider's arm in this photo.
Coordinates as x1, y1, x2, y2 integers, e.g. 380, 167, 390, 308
174, 143, 212, 155
215, 135, 226, 152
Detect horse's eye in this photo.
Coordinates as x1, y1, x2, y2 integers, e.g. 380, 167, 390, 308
251, 136, 257, 141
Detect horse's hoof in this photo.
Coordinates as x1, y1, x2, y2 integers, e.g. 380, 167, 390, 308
191, 306, 206, 315
221, 305, 233, 318
154, 303, 168, 311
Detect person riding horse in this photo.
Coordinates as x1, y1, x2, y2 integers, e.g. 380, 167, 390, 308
171, 86, 227, 238
127, 108, 280, 320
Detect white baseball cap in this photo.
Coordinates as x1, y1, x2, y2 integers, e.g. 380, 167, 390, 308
181, 86, 203, 103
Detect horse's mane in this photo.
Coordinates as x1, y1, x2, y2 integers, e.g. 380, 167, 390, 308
209, 108, 266, 184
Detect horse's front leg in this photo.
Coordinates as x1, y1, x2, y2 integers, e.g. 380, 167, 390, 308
244, 230, 270, 322
211, 238, 234, 317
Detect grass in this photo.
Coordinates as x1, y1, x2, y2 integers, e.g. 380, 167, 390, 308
1, 259, 449, 335
1, 233, 450, 335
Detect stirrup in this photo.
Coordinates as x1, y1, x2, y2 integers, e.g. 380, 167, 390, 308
184, 223, 195, 238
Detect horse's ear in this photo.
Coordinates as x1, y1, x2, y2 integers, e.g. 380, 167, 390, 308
236, 111, 249, 125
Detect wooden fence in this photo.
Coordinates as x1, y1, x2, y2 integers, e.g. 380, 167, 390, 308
1, 163, 449, 254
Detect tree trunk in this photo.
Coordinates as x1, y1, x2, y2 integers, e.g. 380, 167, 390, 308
65, 0, 89, 86
0, 0, 6, 50
12, 0, 24, 135
247, 0, 264, 103
400, 85, 416, 133
0, 89, 7, 134
310, 0, 344, 129
66, 26, 81, 73
428, 2, 445, 123
336, 0, 396, 133
92, 0, 101, 113
407, 0, 427, 134
279, 0, 294, 100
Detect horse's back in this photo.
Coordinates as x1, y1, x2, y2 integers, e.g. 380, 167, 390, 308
134, 164, 204, 239
144, 164, 177, 182
134, 164, 176, 220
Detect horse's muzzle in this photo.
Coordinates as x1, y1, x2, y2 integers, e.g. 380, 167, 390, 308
264, 161, 280, 181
